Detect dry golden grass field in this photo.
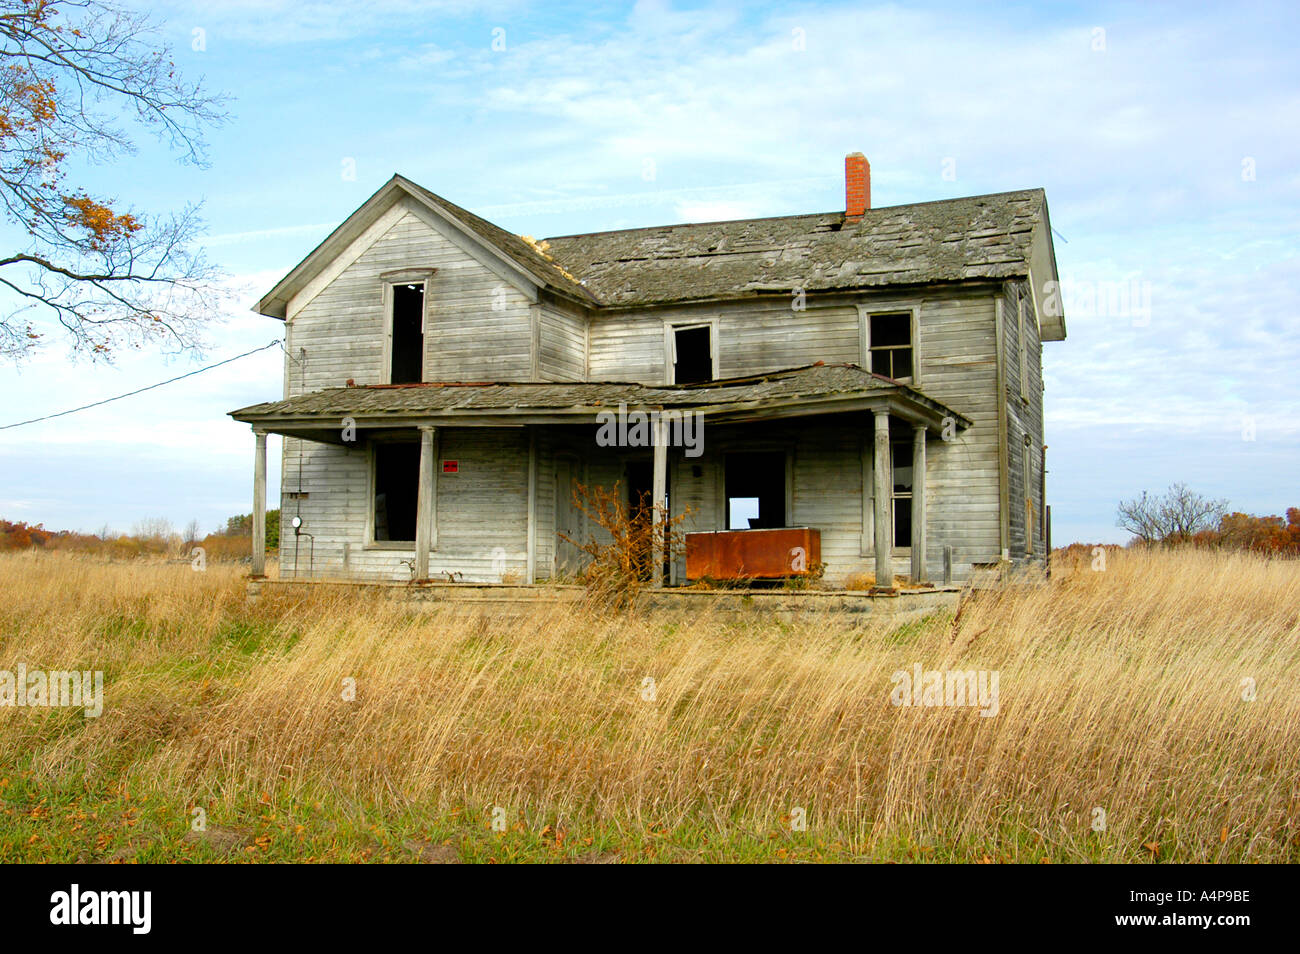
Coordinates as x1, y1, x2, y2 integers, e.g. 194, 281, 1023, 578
1, 547, 1297, 863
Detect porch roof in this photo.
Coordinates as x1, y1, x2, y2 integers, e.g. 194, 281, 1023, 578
229, 362, 971, 440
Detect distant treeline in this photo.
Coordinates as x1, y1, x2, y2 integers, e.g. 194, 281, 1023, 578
1060, 506, 1300, 558
0, 511, 280, 560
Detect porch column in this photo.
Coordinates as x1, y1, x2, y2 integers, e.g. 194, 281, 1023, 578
651, 415, 669, 588
251, 428, 267, 578
525, 427, 537, 584
415, 425, 436, 581
872, 409, 892, 587
911, 424, 927, 583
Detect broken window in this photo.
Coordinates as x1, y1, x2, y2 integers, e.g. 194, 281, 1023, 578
390, 283, 425, 384
725, 452, 785, 529
373, 441, 420, 542
671, 324, 713, 384
869, 312, 912, 380
892, 438, 912, 547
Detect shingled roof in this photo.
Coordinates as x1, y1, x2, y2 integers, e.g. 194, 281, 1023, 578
400, 177, 599, 305
257, 177, 1056, 323
538, 189, 1046, 307
230, 363, 968, 430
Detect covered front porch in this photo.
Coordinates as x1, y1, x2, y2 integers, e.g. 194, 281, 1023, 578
229, 364, 972, 589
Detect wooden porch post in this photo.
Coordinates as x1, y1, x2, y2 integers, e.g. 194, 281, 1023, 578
651, 415, 669, 588
872, 409, 892, 587
252, 428, 267, 578
525, 427, 537, 584
415, 425, 436, 581
911, 424, 927, 583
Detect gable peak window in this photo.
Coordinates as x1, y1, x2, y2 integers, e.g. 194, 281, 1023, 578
868, 312, 912, 380
389, 282, 425, 384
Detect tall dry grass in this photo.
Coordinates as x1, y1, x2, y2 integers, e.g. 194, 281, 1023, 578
2, 547, 1298, 861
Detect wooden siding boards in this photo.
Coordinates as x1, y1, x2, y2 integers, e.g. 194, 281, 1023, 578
279, 428, 531, 583
286, 200, 535, 394
256, 181, 1057, 586
1001, 279, 1047, 564
911, 290, 1002, 577
537, 304, 587, 382
275, 202, 550, 582
276, 285, 1008, 583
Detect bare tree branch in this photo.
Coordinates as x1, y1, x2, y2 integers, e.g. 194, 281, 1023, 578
1117, 483, 1230, 545
0, 0, 230, 360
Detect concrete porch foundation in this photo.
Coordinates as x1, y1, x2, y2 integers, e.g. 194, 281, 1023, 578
246, 578, 962, 625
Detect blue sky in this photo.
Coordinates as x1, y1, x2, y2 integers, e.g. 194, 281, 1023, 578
0, 0, 1296, 543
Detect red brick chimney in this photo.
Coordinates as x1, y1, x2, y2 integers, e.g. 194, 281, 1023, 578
845, 152, 870, 218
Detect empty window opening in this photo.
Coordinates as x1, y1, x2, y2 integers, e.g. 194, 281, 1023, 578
390, 283, 425, 384
891, 439, 912, 547
725, 452, 785, 529
869, 312, 912, 380
373, 441, 420, 542
672, 325, 713, 384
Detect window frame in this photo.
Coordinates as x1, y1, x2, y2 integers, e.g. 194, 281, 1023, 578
722, 449, 789, 530
859, 305, 921, 386
379, 268, 434, 385
363, 433, 438, 550
859, 425, 915, 556
663, 318, 719, 385
890, 437, 913, 549
712, 437, 794, 530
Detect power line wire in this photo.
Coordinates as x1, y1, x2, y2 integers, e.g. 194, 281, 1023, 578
0, 339, 285, 431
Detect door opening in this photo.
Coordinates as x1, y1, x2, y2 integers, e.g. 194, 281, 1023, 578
724, 452, 786, 529
390, 283, 424, 384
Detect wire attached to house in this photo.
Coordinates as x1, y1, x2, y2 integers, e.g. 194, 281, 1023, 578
0, 339, 286, 431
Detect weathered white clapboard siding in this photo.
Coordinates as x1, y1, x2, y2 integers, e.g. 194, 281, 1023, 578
285, 199, 536, 393
1001, 279, 1046, 563
912, 291, 1003, 576
279, 428, 531, 583
537, 304, 587, 381
270, 191, 1021, 586
540, 289, 1006, 583
589, 299, 860, 384
278, 440, 368, 576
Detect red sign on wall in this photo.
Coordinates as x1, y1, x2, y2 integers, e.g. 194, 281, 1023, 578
442, 460, 459, 474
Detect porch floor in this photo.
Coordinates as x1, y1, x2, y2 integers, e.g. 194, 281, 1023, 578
246, 577, 963, 623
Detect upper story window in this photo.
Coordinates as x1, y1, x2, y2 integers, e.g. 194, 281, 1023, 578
868, 312, 912, 380
668, 322, 715, 384
389, 282, 425, 384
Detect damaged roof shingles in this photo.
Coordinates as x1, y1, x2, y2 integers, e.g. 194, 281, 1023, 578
231, 364, 928, 420
537, 189, 1045, 307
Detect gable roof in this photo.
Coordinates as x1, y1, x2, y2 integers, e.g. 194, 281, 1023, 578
255, 175, 599, 319
540, 189, 1047, 308
256, 175, 1062, 339
399, 177, 598, 305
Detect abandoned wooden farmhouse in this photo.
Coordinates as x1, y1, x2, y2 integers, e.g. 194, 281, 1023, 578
230, 153, 1066, 587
